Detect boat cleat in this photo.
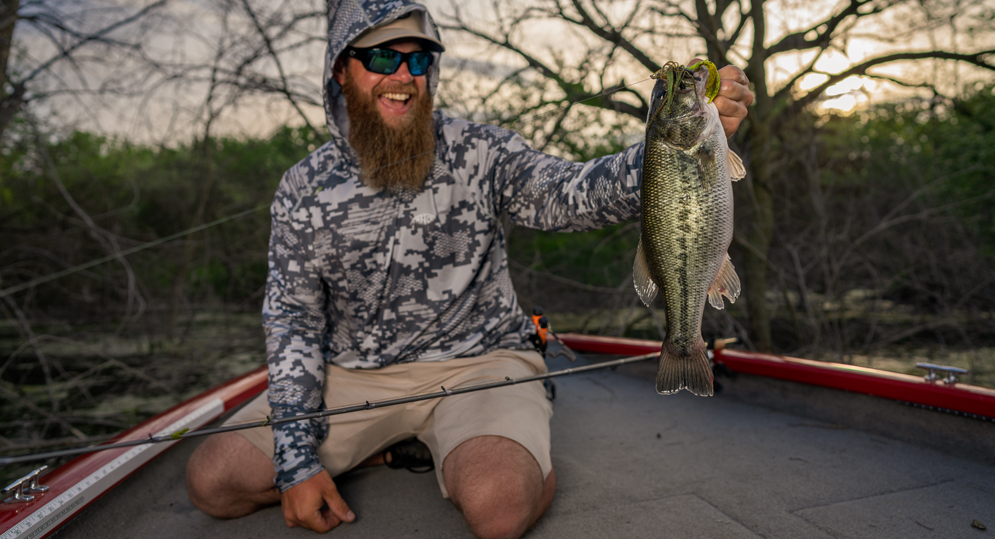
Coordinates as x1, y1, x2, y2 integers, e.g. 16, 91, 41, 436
916, 363, 968, 385
3, 465, 49, 504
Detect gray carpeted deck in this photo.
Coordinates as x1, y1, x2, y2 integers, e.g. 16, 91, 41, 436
53, 351, 995, 538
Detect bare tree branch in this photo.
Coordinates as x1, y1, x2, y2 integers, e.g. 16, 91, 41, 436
19, 0, 170, 85
767, 0, 889, 57
436, 10, 647, 120
563, 0, 658, 72
27, 114, 148, 325
239, 0, 324, 140
785, 49, 995, 120
1, 296, 61, 417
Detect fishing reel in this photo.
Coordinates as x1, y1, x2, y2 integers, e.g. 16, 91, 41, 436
708, 336, 743, 394
529, 306, 579, 402
528, 306, 576, 362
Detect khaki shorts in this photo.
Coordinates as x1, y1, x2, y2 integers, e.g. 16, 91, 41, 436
227, 348, 553, 498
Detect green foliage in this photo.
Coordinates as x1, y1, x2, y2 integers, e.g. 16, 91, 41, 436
930, 86, 995, 248
507, 221, 639, 290
0, 125, 320, 320
826, 84, 995, 252
756, 84, 995, 355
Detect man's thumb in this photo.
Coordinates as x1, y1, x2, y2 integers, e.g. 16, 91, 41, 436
326, 493, 355, 523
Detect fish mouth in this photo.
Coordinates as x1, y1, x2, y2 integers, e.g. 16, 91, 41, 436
648, 63, 702, 123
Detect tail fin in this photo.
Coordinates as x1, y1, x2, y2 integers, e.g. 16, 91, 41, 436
655, 340, 714, 397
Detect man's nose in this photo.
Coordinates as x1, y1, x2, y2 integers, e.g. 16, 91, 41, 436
388, 61, 414, 83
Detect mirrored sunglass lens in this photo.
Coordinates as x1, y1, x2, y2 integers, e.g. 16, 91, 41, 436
408, 53, 432, 75
367, 50, 401, 74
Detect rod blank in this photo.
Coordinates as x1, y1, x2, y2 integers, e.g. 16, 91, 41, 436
0, 352, 658, 466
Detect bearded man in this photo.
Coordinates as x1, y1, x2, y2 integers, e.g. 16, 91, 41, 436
185, 1, 754, 538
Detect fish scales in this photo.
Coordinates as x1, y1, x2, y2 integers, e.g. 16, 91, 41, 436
634, 61, 744, 396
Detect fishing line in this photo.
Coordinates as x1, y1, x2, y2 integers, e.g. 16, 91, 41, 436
362, 74, 655, 176
505, 75, 655, 131
0, 352, 658, 466
0, 205, 268, 299
1, 76, 654, 300
0, 74, 659, 466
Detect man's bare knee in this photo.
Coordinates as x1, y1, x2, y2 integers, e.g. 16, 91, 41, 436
444, 436, 554, 539
186, 432, 278, 518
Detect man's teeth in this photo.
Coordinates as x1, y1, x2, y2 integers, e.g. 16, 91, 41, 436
382, 93, 410, 101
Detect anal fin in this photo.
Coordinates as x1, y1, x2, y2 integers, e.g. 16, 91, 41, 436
707, 254, 741, 309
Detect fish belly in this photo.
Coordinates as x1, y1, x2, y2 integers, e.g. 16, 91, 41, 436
641, 126, 734, 396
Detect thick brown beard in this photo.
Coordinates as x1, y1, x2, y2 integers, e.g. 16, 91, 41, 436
341, 71, 436, 192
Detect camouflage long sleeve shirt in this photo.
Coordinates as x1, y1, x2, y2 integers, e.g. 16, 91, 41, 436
263, 113, 644, 491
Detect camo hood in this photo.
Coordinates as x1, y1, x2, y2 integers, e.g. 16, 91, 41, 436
323, 0, 443, 141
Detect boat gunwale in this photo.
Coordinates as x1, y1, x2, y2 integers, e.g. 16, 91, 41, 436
556, 333, 995, 420
4, 333, 994, 537
0, 366, 267, 536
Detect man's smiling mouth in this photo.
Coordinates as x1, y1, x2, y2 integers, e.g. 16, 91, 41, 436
381, 92, 411, 103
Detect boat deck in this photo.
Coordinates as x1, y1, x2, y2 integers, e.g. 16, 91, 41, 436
52, 350, 995, 538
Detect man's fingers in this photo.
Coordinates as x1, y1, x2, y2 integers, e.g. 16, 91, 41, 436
716, 66, 752, 102
717, 65, 750, 87
280, 471, 353, 533
714, 95, 748, 119
718, 80, 754, 108
324, 491, 356, 524
284, 507, 340, 533
314, 505, 343, 532
714, 96, 747, 137
712, 65, 753, 137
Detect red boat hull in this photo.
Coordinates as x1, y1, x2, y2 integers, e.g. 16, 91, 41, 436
0, 366, 267, 538
3, 334, 994, 537
555, 333, 995, 420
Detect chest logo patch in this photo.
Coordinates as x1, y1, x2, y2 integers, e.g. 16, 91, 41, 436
412, 213, 437, 225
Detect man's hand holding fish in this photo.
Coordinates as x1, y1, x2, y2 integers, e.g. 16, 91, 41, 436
692, 59, 754, 138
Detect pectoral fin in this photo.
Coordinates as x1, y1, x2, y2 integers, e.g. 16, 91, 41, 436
727, 150, 746, 181
633, 239, 659, 307
707, 254, 741, 309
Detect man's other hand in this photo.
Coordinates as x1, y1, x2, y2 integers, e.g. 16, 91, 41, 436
688, 58, 754, 138
281, 470, 355, 532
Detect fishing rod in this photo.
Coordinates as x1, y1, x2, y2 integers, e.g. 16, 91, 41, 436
0, 351, 658, 467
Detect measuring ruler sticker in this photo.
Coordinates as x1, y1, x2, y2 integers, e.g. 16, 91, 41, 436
1, 397, 224, 539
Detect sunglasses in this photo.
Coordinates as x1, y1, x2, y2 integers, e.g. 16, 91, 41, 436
346, 47, 434, 76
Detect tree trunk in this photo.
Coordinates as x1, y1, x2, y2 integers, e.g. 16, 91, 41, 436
0, 0, 21, 144
742, 129, 775, 353
0, 0, 18, 92
741, 0, 774, 352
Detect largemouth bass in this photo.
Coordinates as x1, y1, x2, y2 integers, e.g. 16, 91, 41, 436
634, 60, 745, 397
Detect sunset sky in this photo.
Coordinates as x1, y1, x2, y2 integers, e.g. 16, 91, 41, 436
14, 0, 993, 142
